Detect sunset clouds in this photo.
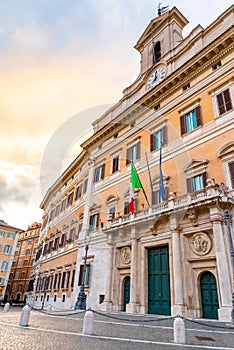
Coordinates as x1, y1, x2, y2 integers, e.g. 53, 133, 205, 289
1, 0, 233, 229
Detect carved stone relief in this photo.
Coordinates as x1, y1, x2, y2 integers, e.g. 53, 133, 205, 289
120, 246, 131, 264
190, 232, 212, 256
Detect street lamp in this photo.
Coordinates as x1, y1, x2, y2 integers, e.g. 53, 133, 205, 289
74, 232, 90, 310
216, 182, 234, 324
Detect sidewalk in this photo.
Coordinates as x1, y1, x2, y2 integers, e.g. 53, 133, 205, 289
0, 307, 234, 350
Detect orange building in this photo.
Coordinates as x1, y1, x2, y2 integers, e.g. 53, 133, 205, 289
35, 5, 234, 322
0, 220, 23, 302
7, 222, 41, 303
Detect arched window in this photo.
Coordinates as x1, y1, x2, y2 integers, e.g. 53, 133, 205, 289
153, 42, 161, 64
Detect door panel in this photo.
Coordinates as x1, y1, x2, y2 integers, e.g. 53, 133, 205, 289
200, 271, 219, 319
148, 246, 171, 315
123, 276, 130, 312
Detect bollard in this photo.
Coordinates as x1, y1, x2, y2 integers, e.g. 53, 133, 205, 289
19, 305, 31, 327
173, 316, 186, 344
82, 310, 94, 335
3, 302, 10, 313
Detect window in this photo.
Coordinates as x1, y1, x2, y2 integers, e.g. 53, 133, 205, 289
26, 249, 30, 256
0, 243, 2, 251
216, 89, 232, 115
78, 265, 90, 286
180, 106, 202, 135
16, 243, 20, 248
83, 178, 88, 194
71, 269, 76, 288
126, 142, 140, 165
94, 164, 105, 182
186, 172, 207, 193
1, 261, 8, 270
69, 228, 75, 242
153, 41, 161, 64
111, 155, 119, 173
7, 233, 15, 239
0, 230, 5, 237
55, 204, 60, 217
124, 199, 138, 214
60, 234, 66, 247
31, 259, 35, 266
18, 284, 23, 292
75, 184, 82, 200
54, 237, 60, 250
152, 189, 168, 205
60, 199, 66, 213
28, 240, 32, 246
33, 248, 37, 254
4, 245, 12, 254
67, 192, 74, 207
108, 207, 116, 221
12, 262, 16, 268
89, 213, 100, 231
14, 251, 18, 257
150, 126, 167, 152
20, 272, 25, 279
229, 162, 234, 188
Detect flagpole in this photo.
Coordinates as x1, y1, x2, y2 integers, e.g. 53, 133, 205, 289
132, 162, 150, 208
145, 152, 153, 195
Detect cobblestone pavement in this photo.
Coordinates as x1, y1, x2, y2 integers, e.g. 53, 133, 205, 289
0, 307, 234, 350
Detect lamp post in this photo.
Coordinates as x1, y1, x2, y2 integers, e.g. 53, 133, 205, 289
75, 233, 90, 310
216, 182, 234, 324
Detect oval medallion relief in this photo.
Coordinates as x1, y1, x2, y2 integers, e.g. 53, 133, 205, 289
190, 232, 212, 256
121, 246, 131, 264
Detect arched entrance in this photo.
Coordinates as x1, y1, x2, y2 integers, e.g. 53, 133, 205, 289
123, 276, 130, 311
200, 271, 219, 319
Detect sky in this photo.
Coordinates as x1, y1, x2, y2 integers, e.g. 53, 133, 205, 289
0, 0, 233, 230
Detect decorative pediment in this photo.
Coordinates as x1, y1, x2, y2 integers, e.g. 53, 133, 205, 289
106, 195, 119, 205
90, 203, 102, 212
152, 174, 170, 185
217, 142, 234, 157
183, 159, 208, 173
134, 7, 188, 52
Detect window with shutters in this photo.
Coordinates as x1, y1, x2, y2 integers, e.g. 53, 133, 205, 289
60, 198, 66, 213
83, 178, 88, 193
94, 163, 105, 182
75, 184, 82, 200
183, 159, 208, 193
126, 142, 140, 165
111, 155, 119, 173
180, 106, 202, 135
186, 172, 207, 193
124, 198, 138, 214
217, 142, 234, 189
216, 89, 232, 115
151, 174, 170, 205
4, 245, 12, 254
78, 264, 90, 286
67, 191, 74, 207
229, 162, 234, 188
89, 213, 100, 231
150, 126, 167, 152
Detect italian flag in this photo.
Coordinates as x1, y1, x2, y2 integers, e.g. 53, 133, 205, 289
128, 163, 142, 213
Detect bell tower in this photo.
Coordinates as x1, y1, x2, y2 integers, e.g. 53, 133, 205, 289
134, 7, 189, 75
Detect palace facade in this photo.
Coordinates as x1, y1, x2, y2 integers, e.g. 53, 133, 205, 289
0, 220, 23, 301
7, 222, 41, 303
34, 6, 234, 321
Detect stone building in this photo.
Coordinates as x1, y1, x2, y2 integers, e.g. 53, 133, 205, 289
0, 220, 23, 301
6, 222, 41, 303
35, 6, 234, 321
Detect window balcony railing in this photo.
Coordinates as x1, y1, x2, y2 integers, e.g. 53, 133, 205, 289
107, 185, 221, 229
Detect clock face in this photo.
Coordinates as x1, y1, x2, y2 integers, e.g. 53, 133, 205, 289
146, 67, 166, 90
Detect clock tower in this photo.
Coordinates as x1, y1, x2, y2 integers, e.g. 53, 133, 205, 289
134, 7, 188, 89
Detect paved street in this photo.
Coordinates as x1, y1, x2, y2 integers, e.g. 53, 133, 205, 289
0, 307, 234, 350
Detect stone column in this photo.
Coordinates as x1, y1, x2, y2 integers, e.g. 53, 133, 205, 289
72, 159, 95, 304
100, 241, 114, 311
126, 228, 139, 313
211, 207, 232, 322
170, 215, 186, 316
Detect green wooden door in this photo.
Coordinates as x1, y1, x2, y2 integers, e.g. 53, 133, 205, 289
148, 246, 171, 315
200, 271, 219, 319
123, 276, 130, 311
